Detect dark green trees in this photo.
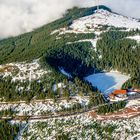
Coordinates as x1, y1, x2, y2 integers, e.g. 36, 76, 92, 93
0, 120, 19, 140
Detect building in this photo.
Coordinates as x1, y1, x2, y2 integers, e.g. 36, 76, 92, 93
109, 90, 128, 102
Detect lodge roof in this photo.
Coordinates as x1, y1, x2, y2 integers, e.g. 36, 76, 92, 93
113, 90, 127, 95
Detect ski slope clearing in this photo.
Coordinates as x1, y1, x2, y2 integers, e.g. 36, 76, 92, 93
66, 39, 98, 52
70, 9, 140, 32
127, 35, 140, 43
84, 72, 130, 95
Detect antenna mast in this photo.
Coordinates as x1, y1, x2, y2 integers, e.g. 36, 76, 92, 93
96, 0, 99, 11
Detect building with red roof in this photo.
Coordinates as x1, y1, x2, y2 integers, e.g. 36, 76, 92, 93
109, 90, 128, 101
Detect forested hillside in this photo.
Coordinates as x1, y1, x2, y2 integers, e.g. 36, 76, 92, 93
0, 6, 109, 64
0, 5, 140, 140
0, 5, 139, 95
96, 30, 140, 88
0, 120, 19, 139
45, 41, 97, 77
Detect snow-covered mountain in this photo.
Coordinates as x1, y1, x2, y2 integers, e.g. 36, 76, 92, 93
70, 9, 140, 32
53, 8, 140, 47
0, 6, 140, 140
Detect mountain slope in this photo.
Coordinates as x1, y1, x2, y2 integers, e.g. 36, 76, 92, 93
0, 5, 139, 64
0, 6, 110, 64
0, 5, 140, 89
0, 6, 140, 140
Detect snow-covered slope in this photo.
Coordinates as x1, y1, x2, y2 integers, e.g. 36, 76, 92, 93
0, 59, 49, 82
70, 9, 140, 32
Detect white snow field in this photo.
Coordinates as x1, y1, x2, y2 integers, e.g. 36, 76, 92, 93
84, 72, 130, 95
127, 35, 140, 43
70, 9, 140, 32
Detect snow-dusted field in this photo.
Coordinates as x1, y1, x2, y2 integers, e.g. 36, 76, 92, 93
59, 67, 72, 78
101, 116, 140, 140
0, 59, 49, 82
12, 111, 140, 140
126, 99, 140, 107
70, 9, 140, 32
0, 96, 89, 116
84, 71, 130, 95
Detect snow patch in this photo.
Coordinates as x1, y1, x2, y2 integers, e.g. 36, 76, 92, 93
59, 67, 72, 78
127, 35, 140, 43
52, 83, 64, 92
50, 29, 59, 35
66, 38, 99, 52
